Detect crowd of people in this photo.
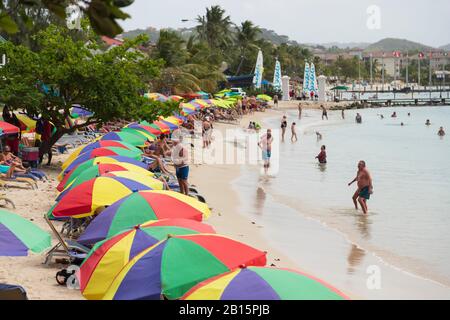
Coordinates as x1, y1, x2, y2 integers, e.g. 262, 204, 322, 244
259, 103, 447, 215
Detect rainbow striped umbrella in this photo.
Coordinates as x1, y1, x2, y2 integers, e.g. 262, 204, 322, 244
57, 163, 153, 192
99, 132, 147, 147
48, 172, 164, 219
169, 95, 184, 101
191, 99, 212, 108
61, 147, 143, 173
0, 121, 20, 136
0, 209, 51, 256
163, 116, 183, 125
62, 141, 138, 170
16, 114, 36, 133
77, 191, 211, 245
159, 120, 179, 131
152, 121, 170, 134
147, 93, 168, 102
81, 234, 266, 300
100, 234, 267, 300
127, 123, 162, 136
79, 221, 216, 300
57, 169, 156, 201
121, 127, 156, 141
181, 103, 198, 111
182, 267, 349, 300
58, 156, 148, 182
181, 108, 196, 116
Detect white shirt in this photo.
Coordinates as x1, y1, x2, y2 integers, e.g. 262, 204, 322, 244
171, 143, 189, 168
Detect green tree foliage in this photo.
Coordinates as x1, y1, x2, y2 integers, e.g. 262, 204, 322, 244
0, 0, 134, 37
0, 24, 177, 153
195, 5, 233, 52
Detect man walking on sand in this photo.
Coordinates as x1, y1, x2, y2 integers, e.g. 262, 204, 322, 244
273, 95, 279, 108
171, 136, 190, 195
298, 103, 302, 119
348, 161, 373, 214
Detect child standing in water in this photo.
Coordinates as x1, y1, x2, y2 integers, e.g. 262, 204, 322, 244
291, 122, 298, 142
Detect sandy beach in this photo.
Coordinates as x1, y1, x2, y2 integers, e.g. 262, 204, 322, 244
2, 100, 450, 300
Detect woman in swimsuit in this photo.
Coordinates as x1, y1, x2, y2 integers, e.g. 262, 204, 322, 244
281, 116, 287, 142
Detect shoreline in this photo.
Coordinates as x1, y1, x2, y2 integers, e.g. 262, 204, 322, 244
1, 101, 449, 299
192, 101, 450, 299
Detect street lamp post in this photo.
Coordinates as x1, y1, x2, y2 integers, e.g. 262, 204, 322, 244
405, 52, 409, 86
381, 52, 385, 91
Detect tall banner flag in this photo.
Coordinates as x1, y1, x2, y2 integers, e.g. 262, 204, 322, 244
252, 50, 264, 89
273, 59, 282, 91
303, 62, 310, 94
309, 63, 317, 94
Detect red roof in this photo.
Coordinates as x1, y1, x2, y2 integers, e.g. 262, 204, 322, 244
101, 36, 123, 47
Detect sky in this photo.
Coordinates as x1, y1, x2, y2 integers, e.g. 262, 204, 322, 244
120, 0, 450, 47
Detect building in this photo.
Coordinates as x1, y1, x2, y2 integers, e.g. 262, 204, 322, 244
363, 51, 450, 78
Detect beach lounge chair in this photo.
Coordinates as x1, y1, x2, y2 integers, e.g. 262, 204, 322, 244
43, 215, 90, 266
0, 194, 15, 209
0, 284, 28, 300
0, 176, 37, 190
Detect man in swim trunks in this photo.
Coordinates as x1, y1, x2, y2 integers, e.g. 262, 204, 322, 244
171, 136, 190, 195
321, 105, 328, 120
258, 129, 273, 175
348, 160, 373, 214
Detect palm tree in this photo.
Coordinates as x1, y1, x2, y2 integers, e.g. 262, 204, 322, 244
195, 5, 233, 51
153, 29, 188, 67
234, 20, 261, 75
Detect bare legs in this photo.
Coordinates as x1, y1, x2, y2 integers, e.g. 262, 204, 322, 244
353, 189, 368, 214
358, 197, 368, 214
352, 189, 359, 210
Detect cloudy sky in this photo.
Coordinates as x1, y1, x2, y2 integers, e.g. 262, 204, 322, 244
120, 0, 450, 47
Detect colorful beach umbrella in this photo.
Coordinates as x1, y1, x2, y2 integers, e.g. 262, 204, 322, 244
159, 120, 179, 131
127, 122, 162, 136
163, 116, 183, 125
98, 132, 147, 147
81, 234, 266, 300
15, 114, 36, 133
256, 94, 272, 102
57, 162, 153, 192
58, 156, 148, 182
62, 141, 139, 170
147, 93, 168, 102
169, 95, 184, 102
152, 121, 170, 134
182, 267, 349, 300
0, 121, 20, 136
77, 190, 211, 245
79, 221, 216, 300
71, 106, 93, 118
48, 172, 164, 219
121, 127, 156, 141
61, 147, 143, 173
57, 169, 156, 201
0, 209, 51, 256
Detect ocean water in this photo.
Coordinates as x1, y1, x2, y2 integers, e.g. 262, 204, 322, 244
238, 106, 450, 289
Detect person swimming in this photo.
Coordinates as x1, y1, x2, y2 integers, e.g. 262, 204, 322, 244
438, 126, 446, 136
426, 119, 431, 126
391, 112, 397, 118
355, 113, 362, 124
